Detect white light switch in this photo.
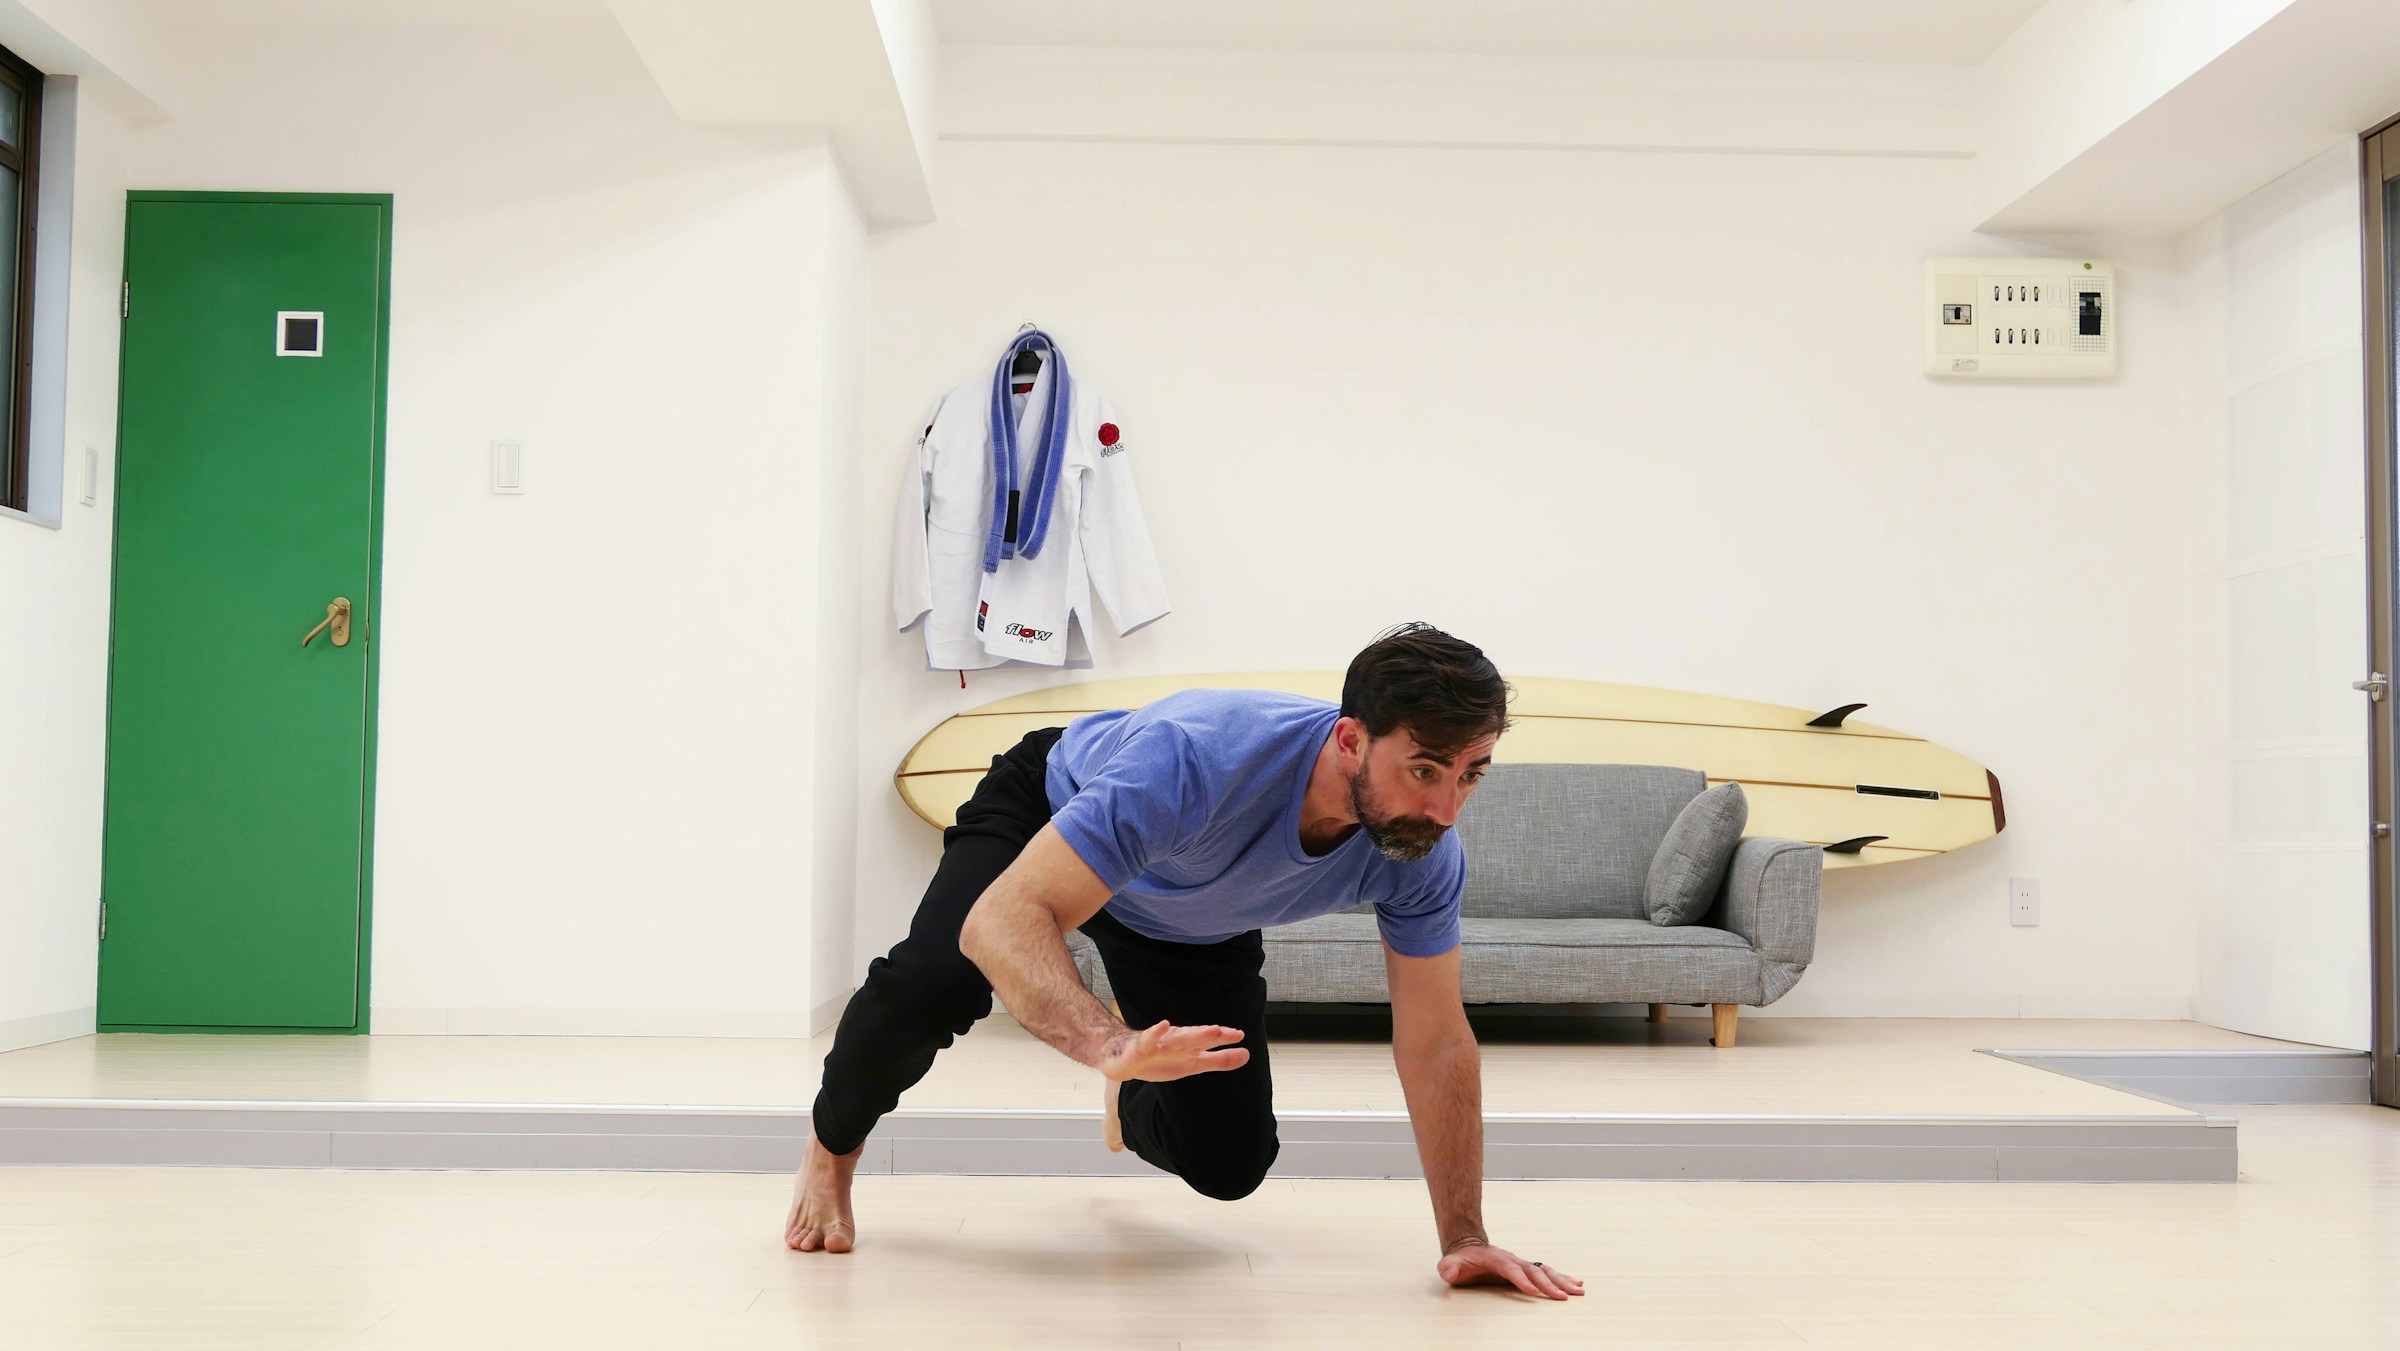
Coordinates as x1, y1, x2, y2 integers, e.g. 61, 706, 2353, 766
491, 440, 525, 495
80, 446, 97, 505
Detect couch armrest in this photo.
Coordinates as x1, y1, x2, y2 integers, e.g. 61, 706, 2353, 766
1707, 836, 1822, 970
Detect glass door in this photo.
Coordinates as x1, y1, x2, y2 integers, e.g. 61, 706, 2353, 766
2365, 119, 2400, 1108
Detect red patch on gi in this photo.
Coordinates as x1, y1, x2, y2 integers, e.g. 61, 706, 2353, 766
1097, 423, 1121, 447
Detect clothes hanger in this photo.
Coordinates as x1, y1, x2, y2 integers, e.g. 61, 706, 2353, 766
1010, 321, 1043, 379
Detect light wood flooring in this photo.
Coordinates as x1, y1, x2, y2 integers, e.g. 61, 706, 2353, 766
0, 1102, 2393, 1349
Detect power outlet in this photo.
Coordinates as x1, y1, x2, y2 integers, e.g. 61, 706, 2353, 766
2009, 876, 2040, 927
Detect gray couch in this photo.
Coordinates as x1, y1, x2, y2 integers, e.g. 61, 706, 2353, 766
1066, 763, 1824, 1046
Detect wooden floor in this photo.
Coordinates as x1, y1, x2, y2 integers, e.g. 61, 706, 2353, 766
0, 1017, 2308, 1118
1, 1102, 2393, 1349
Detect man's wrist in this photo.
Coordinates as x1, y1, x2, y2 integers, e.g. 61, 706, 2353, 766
1440, 1232, 1488, 1255
1087, 1023, 1134, 1073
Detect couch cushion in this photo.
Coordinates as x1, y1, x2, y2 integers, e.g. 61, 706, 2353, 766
1071, 915, 1771, 1004
1272, 913, 1750, 950
1452, 763, 1707, 920
1247, 913, 1763, 1005
1645, 782, 1749, 925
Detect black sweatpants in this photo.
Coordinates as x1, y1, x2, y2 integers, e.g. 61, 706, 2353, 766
811, 726, 1280, 1201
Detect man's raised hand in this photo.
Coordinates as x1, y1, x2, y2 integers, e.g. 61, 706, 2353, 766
1098, 1020, 1249, 1082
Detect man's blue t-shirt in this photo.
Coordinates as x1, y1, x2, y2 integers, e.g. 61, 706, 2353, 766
1043, 689, 1464, 958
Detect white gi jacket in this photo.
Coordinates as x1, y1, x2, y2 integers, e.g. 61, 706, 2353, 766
892, 359, 1170, 669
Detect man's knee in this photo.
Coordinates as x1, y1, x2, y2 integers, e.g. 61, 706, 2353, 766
916, 961, 993, 1032
859, 947, 992, 1032
1183, 1133, 1279, 1202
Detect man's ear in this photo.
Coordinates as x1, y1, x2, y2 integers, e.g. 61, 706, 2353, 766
1334, 716, 1368, 760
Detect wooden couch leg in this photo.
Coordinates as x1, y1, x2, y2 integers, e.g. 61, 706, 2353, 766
1711, 1004, 1739, 1048
1647, 1003, 1669, 1025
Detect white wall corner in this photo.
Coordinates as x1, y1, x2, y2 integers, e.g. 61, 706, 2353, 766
868, 0, 938, 205
0, 0, 173, 122
809, 155, 869, 1018
1972, 0, 2400, 235
602, 0, 935, 225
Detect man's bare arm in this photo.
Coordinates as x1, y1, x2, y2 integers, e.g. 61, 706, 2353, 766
956, 825, 1123, 1066
1386, 942, 1582, 1300
958, 825, 1250, 1082
1387, 944, 1486, 1246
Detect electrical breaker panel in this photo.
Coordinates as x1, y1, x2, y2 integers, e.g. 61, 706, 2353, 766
1923, 258, 2115, 379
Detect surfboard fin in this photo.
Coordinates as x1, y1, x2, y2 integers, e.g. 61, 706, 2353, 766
1808, 703, 1868, 728
1823, 835, 1889, 855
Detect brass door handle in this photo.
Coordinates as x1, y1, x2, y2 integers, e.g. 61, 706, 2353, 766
301, 597, 353, 648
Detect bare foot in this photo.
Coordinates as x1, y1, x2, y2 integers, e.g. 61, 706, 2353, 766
784, 1132, 861, 1253
1103, 1077, 1124, 1153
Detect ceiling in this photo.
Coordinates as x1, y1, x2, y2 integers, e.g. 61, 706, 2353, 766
118, 2, 2056, 63
930, 0, 2054, 64
129, 0, 600, 28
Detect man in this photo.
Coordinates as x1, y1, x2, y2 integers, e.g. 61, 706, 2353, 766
786, 623, 1583, 1300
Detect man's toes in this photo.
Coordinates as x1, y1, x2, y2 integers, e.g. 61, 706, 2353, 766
823, 1224, 855, 1254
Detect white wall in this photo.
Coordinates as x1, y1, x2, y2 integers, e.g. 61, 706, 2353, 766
14, 11, 2380, 1040
0, 76, 131, 1053
2182, 140, 2374, 1050
942, 44, 1974, 158
114, 15, 862, 1035
857, 130, 2206, 1019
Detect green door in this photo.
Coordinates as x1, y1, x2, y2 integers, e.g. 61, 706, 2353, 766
98, 193, 391, 1031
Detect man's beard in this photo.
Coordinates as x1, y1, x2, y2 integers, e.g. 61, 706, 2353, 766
1347, 762, 1447, 862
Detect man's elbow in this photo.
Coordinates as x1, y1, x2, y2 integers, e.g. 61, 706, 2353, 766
957, 898, 1001, 971
1393, 1013, 1478, 1064
958, 891, 1043, 972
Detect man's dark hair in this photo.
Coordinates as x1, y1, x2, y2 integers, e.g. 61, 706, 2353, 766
1339, 623, 1513, 755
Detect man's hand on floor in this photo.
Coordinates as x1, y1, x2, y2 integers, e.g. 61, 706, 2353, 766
1438, 1243, 1584, 1301
1098, 1019, 1249, 1082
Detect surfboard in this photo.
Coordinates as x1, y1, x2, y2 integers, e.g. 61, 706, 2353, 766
894, 673, 2004, 871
